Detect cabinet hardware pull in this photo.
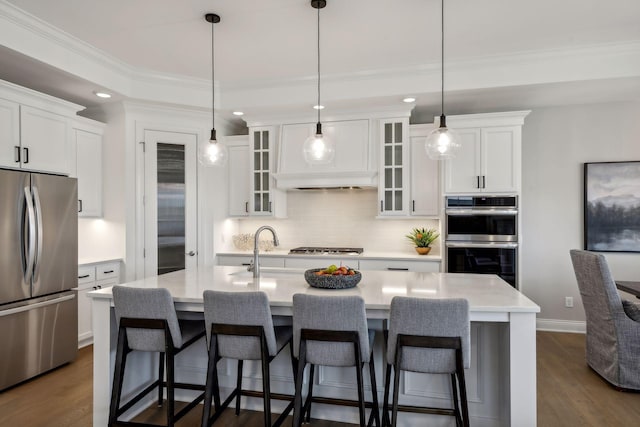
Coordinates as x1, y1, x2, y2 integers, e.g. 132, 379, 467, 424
380, 200, 383, 212
476, 176, 480, 188
97, 285, 102, 289
241, 263, 251, 266
482, 175, 486, 189
78, 274, 90, 279
23, 147, 29, 164
245, 202, 248, 213
78, 199, 83, 213
14, 146, 20, 163
103, 270, 114, 274
269, 201, 272, 212
387, 267, 409, 271
412, 200, 415, 212
92, 286, 97, 290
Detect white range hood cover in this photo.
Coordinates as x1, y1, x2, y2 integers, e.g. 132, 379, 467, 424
273, 119, 377, 189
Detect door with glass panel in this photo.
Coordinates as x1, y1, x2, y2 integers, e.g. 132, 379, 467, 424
143, 130, 198, 277
378, 118, 410, 216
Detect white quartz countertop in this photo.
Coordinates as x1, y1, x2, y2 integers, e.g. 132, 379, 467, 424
78, 257, 123, 266
217, 250, 442, 261
89, 266, 539, 315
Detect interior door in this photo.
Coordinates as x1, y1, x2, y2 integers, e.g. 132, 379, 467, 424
143, 130, 198, 277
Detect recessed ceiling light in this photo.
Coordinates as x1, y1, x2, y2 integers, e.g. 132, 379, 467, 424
403, 97, 416, 103
232, 111, 244, 116
313, 105, 325, 110
94, 91, 111, 99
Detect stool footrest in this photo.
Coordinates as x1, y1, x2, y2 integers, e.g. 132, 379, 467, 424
386, 403, 456, 417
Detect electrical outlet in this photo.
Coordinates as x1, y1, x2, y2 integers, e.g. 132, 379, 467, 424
565, 297, 574, 308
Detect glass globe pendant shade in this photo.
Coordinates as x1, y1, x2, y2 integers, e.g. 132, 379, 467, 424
303, 125, 335, 164
425, 116, 461, 160
198, 129, 228, 166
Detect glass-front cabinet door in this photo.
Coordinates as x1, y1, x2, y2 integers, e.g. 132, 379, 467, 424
378, 118, 409, 216
249, 126, 273, 215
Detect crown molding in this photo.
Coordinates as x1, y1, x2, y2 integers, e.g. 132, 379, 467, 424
2, 1, 640, 113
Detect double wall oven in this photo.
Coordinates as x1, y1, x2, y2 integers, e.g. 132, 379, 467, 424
445, 196, 518, 287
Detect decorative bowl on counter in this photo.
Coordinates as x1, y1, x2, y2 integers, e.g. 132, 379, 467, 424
304, 268, 362, 289
232, 234, 275, 252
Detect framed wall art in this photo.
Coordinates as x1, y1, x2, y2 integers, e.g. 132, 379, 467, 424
584, 161, 640, 252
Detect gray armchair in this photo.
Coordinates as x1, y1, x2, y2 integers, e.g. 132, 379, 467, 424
569, 249, 640, 390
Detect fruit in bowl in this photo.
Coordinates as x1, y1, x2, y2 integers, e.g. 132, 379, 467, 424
314, 264, 356, 276
305, 265, 362, 289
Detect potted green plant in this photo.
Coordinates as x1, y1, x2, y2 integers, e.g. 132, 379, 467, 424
406, 227, 439, 255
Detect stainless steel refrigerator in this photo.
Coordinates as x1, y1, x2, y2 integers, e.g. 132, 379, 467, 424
0, 169, 78, 391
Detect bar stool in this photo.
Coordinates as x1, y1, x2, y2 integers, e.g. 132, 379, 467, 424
382, 296, 470, 427
109, 286, 206, 427
292, 294, 380, 427
201, 290, 294, 427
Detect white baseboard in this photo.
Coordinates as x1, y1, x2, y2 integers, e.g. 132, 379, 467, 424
536, 318, 585, 333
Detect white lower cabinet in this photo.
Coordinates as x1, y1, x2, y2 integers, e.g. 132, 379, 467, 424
77, 261, 121, 347
359, 259, 440, 272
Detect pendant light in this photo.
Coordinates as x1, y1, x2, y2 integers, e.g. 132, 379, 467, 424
303, 0, 335, 165
425, 0, 461, 160
199, 13, 228, 167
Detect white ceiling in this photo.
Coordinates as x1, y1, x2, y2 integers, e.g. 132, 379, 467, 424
1, 0, 640, 123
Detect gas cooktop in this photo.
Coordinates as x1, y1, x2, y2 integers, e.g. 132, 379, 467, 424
288, 247, 364, 256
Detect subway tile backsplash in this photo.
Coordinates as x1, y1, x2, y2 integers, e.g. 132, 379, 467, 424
234, 189, 441, 255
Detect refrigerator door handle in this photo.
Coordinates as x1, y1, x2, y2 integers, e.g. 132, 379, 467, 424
0, 294, 75, 318
32, 186, 44, 282
23, 186, 36, 284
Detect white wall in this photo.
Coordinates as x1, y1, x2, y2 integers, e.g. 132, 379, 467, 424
521, 101, 640, 328
234, 189, 441, 255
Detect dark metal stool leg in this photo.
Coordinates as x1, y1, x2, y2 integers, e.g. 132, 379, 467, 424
235, 359, 243, 415
262, 353, 272, 427
457, 371, 470, 427
293, 341, 307, 427
304, 363, 315, 422
158, 352, 165, 407
391, 363, 401, 427
109, 327, 129, 426
368, 357, 380, 427
166, 349, 175, 427
451, 373, 462, 427
356, 362, 366, 427
382, 364, 391, 427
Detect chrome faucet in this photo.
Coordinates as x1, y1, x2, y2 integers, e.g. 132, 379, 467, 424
251, 226, 280, 278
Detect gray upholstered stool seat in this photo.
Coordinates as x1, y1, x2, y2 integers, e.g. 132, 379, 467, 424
382, 296, 470, 427
292, 294, 380, 427
570, 249, 640, 390
109, 285, 206, 427
201, 290, 294, 427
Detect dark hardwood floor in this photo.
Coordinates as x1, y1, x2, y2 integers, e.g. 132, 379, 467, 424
1, 332, 639, 426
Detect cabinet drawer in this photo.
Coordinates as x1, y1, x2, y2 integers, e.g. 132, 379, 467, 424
96, 262, 120, 281
77, 266, 95, 284
359, 259, 440, 273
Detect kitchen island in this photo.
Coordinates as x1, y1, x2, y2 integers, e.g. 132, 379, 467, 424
89, 266, 539, 426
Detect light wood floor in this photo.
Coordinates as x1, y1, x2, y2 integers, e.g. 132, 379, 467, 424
1, 332, 639, 426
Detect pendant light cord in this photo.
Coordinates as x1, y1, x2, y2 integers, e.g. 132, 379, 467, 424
211, 19, 216, 131
317, 4, 321, 126
441, 0, 444, 117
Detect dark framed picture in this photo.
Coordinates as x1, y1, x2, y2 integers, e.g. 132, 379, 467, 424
584, 161, 640, 252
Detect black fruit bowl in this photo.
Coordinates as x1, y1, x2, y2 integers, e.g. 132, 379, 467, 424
304, 268, 362, 289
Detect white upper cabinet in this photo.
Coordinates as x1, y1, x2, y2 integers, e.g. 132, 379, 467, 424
377, 121, 440, 217
0, 80, 83, 175
0, 98, 20, 168
20, 106, 70, 174
442, 111, 529, 194
74, 127, 103, 217
409, 124, 440, 216
378, 118, 410, 216
275, 119, 376, 189
249, 126, 286, 217
226, 135, 250, 217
